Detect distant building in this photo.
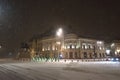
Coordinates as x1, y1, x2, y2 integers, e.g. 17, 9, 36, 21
17, 42, 31, 59
106, 40, 120, 57
28, 33, 106, 59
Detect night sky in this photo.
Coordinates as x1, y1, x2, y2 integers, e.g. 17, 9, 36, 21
0, 0, 120, 57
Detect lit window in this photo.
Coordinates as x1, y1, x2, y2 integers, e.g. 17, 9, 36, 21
99, 47, 102, 50
42, 48, 44, 51
64, 46, 66, 49
67, 45, 70, 49
72, 45, 75, 49
48, 47, 50, 50
97, 41, 102, 44
76, 45, 80, 49
117, 49, 120, 53
115, 51, 117, 55
56, 47, 58, 50
52, 47, 55, 50
56, 41, 61, 45
85, 45, 87, 49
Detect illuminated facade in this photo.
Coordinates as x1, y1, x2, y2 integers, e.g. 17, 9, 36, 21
109, 41, 120, 57
29, 34, 106, 59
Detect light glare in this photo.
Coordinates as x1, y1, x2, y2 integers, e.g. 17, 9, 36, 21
56, 28, 63, 37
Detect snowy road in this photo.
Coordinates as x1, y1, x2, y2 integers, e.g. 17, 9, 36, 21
0, 61, 120, 80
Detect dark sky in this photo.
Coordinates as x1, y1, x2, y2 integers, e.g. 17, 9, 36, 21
0, 0, 120, 56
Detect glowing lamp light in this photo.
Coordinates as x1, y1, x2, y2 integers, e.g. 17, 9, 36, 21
67, 46, 70, 49
56, 28, 63, 37
58, 28, 62, 33
76, 45, 80, 49
57, 31, 61, 36
106, 49, 110, 55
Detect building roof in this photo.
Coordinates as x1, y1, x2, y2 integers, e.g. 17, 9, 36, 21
29, 26, 104, 41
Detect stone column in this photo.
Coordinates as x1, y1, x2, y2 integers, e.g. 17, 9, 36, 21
72, 52, 74, 59
68, 52, 69, 59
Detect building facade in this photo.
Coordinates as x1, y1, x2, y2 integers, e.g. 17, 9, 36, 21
106, 41, 120, 57
29, 34, 106, 59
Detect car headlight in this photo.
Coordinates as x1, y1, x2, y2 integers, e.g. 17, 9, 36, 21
111, 58, 114, 61
116, 58, 119, 61
108, 58, 111, 60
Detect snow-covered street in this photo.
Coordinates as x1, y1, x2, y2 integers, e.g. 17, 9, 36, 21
0, 61, 120, 80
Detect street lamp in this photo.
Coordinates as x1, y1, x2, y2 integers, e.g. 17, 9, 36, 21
56, 28, 63, 61
0, 45, 1, 49
56, 28, 63, 37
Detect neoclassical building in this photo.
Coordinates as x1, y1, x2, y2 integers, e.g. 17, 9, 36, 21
106, 40, 120, 57
29, 33, 106, 59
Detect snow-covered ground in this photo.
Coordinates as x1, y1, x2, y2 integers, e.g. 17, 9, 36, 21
0, 61, 120, 80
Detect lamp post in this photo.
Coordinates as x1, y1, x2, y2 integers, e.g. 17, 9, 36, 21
0, 45, 2, 49
56, 28, 64, 61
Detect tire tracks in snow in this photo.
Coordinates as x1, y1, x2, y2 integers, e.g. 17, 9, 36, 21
2, 64, 65, 80
0, 65, 34, 80
11, 64, 68, 80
